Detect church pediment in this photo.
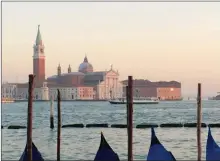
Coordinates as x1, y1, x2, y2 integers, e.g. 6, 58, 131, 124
106, 70, 119, 77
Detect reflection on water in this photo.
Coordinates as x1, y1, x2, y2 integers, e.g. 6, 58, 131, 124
2, 100, 220, 160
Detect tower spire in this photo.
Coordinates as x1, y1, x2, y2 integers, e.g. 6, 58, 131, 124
57, 63, 61, 76
68, 64, 71, 73
36, 25, 42, 45
84, 54, 88, 63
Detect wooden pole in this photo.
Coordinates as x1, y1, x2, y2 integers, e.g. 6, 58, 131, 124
127, 76, 133, 161
126, 85, 129, 133
197, 83, 202, 161
57, 89, 61, 161
50, 97, 54, 129
27, 74, 35, 161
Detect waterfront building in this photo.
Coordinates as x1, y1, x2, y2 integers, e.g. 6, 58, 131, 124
1, 82, 17, 99
47, 59, 123, 100
211, 92, 220, 100
121, 79, 182, 100
8, 25, 181, 101
16, 82, 49, 100
14, 25, 123, 100
49, 86, 94, 100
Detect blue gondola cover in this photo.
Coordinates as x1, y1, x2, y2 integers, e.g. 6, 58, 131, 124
206, 127, 220, 161
94, 132, 120, 161
147, 127, 176, 161
19, 142, 44, 161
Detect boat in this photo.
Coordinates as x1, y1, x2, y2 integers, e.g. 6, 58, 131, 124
19, 142, 44, 161
109, 97, 159, 104
206, 127, 220, 161
94, 132, 120, 161
147, 127, 176, 161
1, 97, 15, 103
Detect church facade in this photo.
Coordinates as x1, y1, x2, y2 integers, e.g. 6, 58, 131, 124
15, 25, 123, 100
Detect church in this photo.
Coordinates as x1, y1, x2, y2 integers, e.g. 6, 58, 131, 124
16, 25, 123, 100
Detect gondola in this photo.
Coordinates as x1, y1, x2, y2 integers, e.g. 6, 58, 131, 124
147, 127, 176, 161
94, 132, 120, 161
206, 127, 220, 161
19, 142, 44, 161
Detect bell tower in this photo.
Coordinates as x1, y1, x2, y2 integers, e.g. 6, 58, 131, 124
68, 64, 71, 73
33, 25, 45, 84
57, 64, 61, 76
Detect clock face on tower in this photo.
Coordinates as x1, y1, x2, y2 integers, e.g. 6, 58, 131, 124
40, 49, 44, 53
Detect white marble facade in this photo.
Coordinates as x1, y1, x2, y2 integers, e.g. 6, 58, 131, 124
96, 70, 123, 100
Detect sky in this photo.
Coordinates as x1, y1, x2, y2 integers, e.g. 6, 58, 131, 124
2, 2, 220, 97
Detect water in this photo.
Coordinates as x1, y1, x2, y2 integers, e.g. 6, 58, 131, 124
2, 100, 220, 160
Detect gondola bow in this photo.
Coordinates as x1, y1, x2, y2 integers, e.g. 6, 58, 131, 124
206, 127, 220, 161
19, 142, 44, 161
94, 132, 120, 161
147, 127, 176, 161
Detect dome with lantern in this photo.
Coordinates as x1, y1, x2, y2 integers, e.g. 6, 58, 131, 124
78, 56, 93, 73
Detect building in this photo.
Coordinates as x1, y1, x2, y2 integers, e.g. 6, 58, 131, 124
49, 86, 94, 100
211, 92, 220, 100
121, 79, 181, 100
14, 25, 123, 100
16, 82, 49, 100
47, 60, 123, 100
2, 82, 17, 99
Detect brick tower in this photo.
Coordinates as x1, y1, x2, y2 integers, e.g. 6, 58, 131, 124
33, 25, 45, 85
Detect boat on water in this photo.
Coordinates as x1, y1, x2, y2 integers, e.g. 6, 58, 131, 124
1, 97, 15, 103
109, 97, 159, 104
19, 142, 44, 161
206, 127, 220, 161
94, 132, 120, 161
147, 127, 176, 161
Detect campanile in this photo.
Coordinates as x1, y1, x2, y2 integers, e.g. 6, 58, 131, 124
33, 25, 45, 84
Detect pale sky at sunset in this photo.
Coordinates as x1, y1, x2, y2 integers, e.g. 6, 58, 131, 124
2, 2, 220, 97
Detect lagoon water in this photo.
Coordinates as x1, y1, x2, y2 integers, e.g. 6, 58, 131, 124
2, 100, 220, 160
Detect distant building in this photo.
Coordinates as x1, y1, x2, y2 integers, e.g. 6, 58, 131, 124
2, 82, 17, 99
14, 25, 123, 100
49, 86, 94, 100
212, 92, 220, 100
215, 95, 220, 100
17, 82, 49, 100
121, 79, 182, 100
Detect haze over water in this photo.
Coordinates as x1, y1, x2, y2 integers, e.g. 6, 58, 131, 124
2, 2, 220, 97
2, 101, 220, 160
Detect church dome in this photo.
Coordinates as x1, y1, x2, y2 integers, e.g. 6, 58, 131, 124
78, 56, 93, 73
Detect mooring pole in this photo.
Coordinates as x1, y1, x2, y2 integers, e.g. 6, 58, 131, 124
126, 85, 129, 132
27, 74, 35, 161
127, 76, 133, 161
50, 97, 54, 129
57, 89, 61, 161
197, 83, 202, 161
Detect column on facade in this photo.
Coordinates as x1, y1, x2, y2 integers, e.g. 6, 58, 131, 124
108, 77, 110, 99
115, 78, 117, 98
